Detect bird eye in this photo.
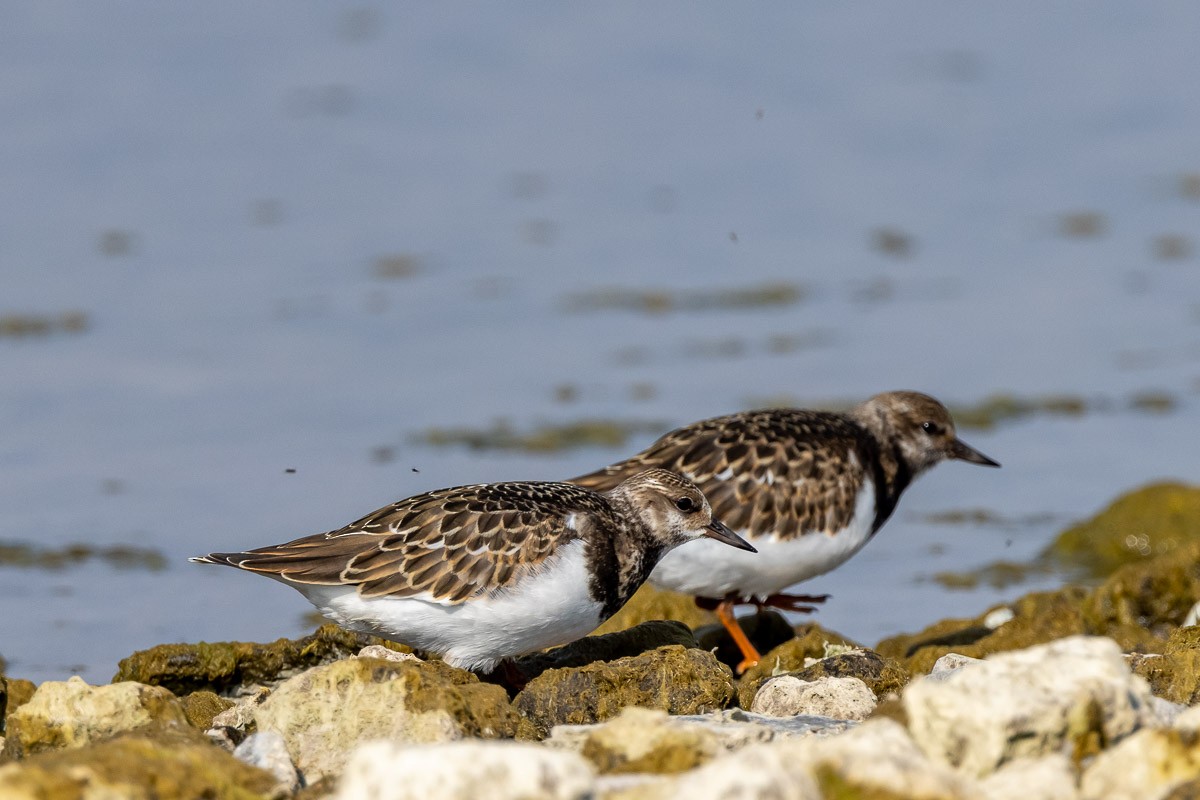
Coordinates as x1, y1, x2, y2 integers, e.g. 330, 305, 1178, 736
921, 421, 943, 436
674, 497, 697, 513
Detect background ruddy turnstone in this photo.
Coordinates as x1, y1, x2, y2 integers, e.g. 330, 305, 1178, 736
572, 391, 999, 671
191, 468, 753, 673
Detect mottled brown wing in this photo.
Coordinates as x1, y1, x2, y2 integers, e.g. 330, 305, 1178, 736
202, 482, 611, 603
573, 410, 868, 540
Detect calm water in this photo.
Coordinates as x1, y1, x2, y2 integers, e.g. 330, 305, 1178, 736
3, 4, 1198, 683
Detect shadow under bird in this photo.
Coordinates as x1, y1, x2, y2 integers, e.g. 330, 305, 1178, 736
191, 468, 753, 673
572, 390, 1000, 672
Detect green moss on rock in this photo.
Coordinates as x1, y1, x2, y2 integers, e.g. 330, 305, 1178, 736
1083, 540, 1200, 638
180, 691, 235, 730
1045, 482, 1200, 581
576, 707, 719, 775
0, 727, 276, 799
1, 679, 36, 737
514, 645, 733, 739
737, 624, 863, 707
516, 621, 697, 682
113, 623, 403, 695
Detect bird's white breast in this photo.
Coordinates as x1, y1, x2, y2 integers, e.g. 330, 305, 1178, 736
649, 478, 877, 599
291, 539, 603, 672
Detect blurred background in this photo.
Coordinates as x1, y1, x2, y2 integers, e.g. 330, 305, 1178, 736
2, 4, 1197, 683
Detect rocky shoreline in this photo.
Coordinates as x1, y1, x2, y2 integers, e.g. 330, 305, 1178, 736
3, 482, 1200, 799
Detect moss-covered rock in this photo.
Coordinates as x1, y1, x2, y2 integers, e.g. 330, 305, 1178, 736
736, 624, 865, 708
515, 645, 733, 739
1, 678, 36, 736
515, 621, 698, 683
2, 677, 188, 760
254, 656, 520, 782
180, 690, 235, 730
589, 584, 716, 637
1045, 482, 1200, 580
1130, 627, 1200, 705
113, 623, 404, 695
1083, 540, 1200, 639
876, 586, 1166, 675
569, 707, 721, 775
0, 726, 276, 799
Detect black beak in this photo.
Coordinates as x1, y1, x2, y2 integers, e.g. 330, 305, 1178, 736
949, 438, 1000, 467
703, 519, 757, 552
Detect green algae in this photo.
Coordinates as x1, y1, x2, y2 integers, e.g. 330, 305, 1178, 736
411, 418, 668, 453
113, 623, 403, 695
514, 645, 734, 739
0, 541, 166, 571
0, 311, 89, 339
516, 621, 698, 683
563, 282, 803, 314
179, 691, 234, 730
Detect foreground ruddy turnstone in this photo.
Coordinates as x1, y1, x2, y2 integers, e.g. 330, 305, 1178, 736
573, 391, 999, 671
191, 468, 753, 673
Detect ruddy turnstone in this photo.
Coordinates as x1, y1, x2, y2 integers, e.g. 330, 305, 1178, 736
191, 468, 753, 673
572, 391, 999, 671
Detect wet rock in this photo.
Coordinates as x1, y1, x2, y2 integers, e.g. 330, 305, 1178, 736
904, 636, 1158, 777
738, 642, 907, 708
254, 656, 519, 782
1, 678, 35, 735
2, 677, 188, 759
180, 690, 234, 730
750, 676, 876, 720
515, 621, 698, 682
333, 740, 595, 800
1081, 727, 1200, 800
588, 584, 716, 637
234, 730, 300, 795
514, 645, 733, 739
978, 755, 1079, 800
0, 726, 276, 798
113, 623, 403, 696
694, 609, 797, 670
1045, 482, 1200, 580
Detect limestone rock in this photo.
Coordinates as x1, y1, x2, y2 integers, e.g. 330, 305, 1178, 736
904, 636, 1158, 777
666, 719, 971, 800
113, 623, 403, 695
254, 656, 519, 782
356, 645, 420, 663
549, 706, 853, 777
1081, 728, 1200, 800
930, 653, 984, 678
515, 645, 733, 739
978, 755, 1079, 800
2, 677, 188, 759
333, 740, 595, 800
234, 730, 300, 796
0, 727, 276, 799
750, 675, 876, 720
738, 643, 907, 708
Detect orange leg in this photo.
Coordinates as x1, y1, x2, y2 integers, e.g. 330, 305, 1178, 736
716, 598, 762, 674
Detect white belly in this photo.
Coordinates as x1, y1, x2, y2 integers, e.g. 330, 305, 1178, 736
291, 539, 603, 672
650, 479, 877, 599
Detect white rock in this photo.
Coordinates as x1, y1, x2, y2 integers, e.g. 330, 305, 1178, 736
930, 653, 983, 678
985, 607, 1016, 629
1080, 727, 1200, 800
233, 731, 300, 795
1182, 600, 1200, 628
356, 645, 420, 663
904, 636, 1157, 777
334, 740, 595, 800
667, 719, 971, 800
978, 755, 1079, 800
750, 676, 876, 720
1174, 704, 1200, 731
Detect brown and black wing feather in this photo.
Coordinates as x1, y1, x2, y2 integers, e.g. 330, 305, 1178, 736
573, 409, 871, 540
195, 482, 613, 604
